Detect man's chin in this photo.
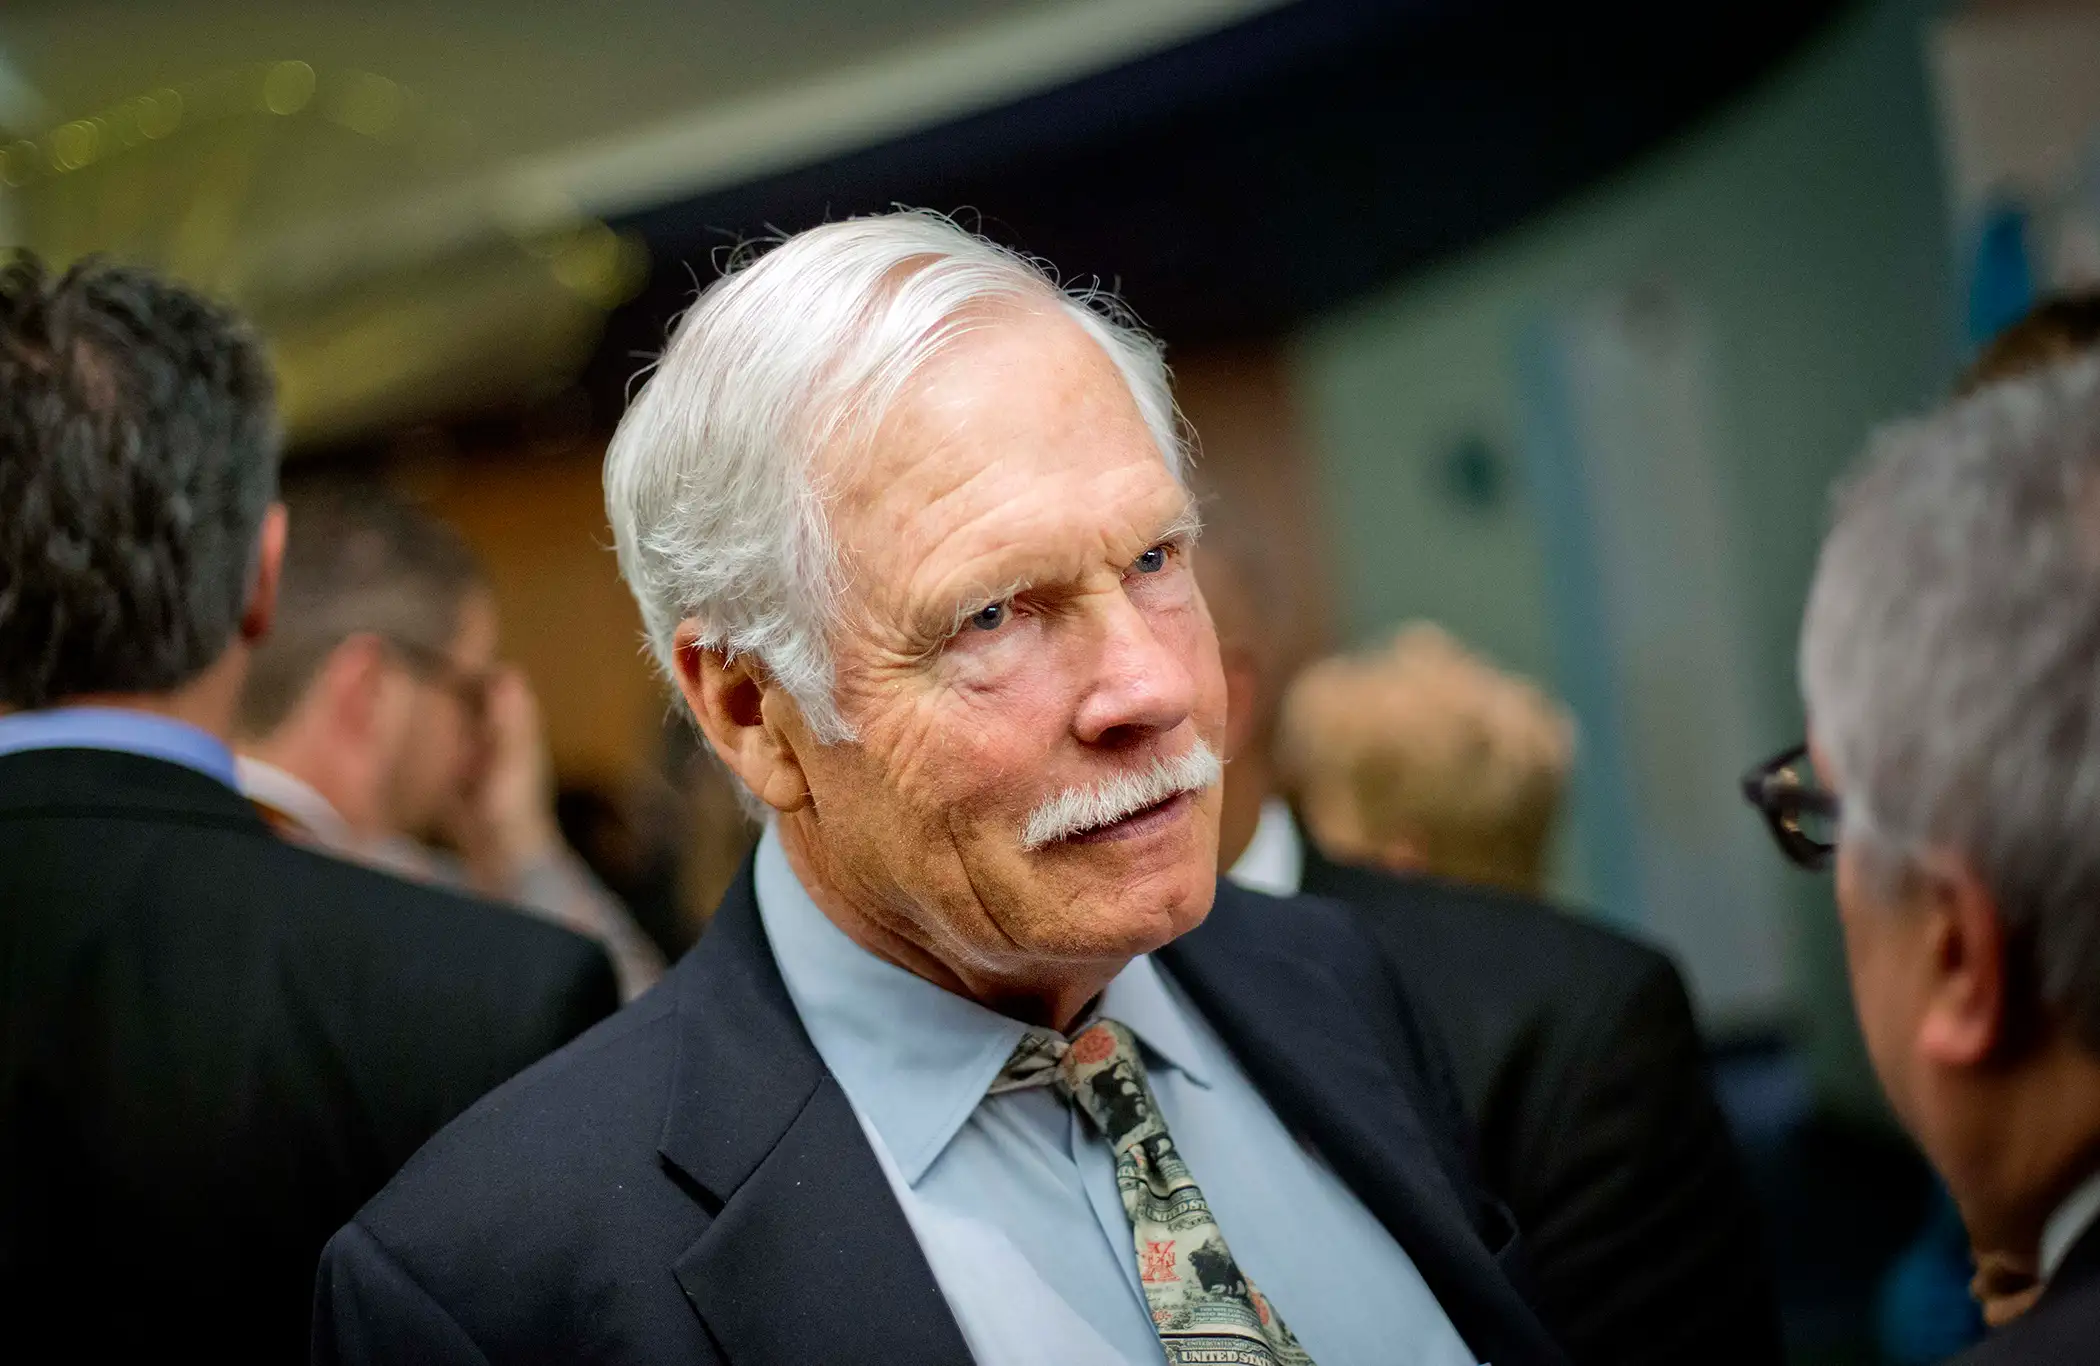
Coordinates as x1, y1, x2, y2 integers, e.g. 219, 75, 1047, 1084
1082, 860, 1219, 958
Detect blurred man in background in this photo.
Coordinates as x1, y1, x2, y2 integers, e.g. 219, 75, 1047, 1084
1201, 530, 1783, 1366
1276, 622, 1573, 897
1765, 355, 2100, 1363
234, 480, 664, 999
0, 258, 617, 1357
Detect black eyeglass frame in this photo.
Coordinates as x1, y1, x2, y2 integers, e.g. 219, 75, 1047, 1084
1740, 742, 1840, 872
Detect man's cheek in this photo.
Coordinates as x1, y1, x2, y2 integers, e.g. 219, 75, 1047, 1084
1157, 604, 1219, 668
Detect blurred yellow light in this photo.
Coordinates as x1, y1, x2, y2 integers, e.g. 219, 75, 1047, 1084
50, 121, 98, 172
548, 224, 649, 308
264, 62, 317, 116
549, 223, 617, 290
6, 61, 637, 442
137, 89, 182, 140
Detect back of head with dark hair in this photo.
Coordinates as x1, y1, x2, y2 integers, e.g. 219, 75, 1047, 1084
236, 476, 486, 736
1962, 292, 2100, 393
0, 254, 280, 708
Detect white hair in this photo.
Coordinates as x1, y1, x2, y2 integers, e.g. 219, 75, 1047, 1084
604, 210, 1189, 746
1800, 355, 2100, 1047
1020, 740, 1223, 851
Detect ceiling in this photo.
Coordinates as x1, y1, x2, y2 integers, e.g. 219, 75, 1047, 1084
0, 0, 1847, 443
2, 0, 1290, 441
1, 0, 1287, 223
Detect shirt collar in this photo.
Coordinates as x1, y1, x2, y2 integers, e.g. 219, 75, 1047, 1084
0, 706, 238, 790
751, 823, 1211, 1187
234, 755, 354, 846
2043, 1165, 2100, 1284
1227, 796, 1304, 897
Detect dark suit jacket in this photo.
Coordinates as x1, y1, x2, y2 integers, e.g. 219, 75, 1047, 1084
1953, 1221, 2100, 1365
315, 868, 1573, 1366
0, 747, 618, 1360
1302, 847, 1783, 1366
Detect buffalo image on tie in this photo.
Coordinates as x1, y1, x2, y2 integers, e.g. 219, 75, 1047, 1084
994, 1020, 1317, 1366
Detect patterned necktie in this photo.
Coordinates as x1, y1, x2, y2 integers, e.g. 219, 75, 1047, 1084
993, 1019, 1317, 1366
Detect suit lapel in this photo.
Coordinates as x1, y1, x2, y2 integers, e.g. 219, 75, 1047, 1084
1158, 879, 1568, 1366
659, 865, 973, 1366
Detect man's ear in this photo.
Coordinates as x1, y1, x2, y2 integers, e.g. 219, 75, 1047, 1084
319, 634, 397, 742
241, 503, 289, 643
669, 621, 812, 814
1914, 851, 2012, 1067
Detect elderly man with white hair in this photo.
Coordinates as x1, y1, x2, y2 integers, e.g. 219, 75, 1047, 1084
313, 212, 1569, 1366
1745, 356, 2100, 1362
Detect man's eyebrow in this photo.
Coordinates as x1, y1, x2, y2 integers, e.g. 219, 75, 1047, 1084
1153, 503, 1204, 547
920, 500, 1202, 645
937, 573, 1035, 638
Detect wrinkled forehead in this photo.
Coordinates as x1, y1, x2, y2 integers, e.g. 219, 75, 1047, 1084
826, 308, 1188, 618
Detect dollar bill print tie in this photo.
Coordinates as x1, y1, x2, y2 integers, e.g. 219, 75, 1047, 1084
992, 1020, 1317, 1366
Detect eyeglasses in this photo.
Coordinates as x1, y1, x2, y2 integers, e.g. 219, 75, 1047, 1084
382, 637, 492, 721
1740, 743, 1840, 871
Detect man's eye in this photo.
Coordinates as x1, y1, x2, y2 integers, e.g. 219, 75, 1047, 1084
968, 602, 1007, 631
1133, 545, 1169, 574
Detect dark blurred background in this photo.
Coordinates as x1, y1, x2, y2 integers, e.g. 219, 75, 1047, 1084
10, 1, 2100, 1356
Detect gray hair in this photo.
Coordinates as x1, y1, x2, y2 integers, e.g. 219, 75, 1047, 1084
604, 210, 1188, 745
1800, 355, 2100, 1048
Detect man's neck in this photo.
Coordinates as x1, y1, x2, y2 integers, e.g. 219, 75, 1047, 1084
237, 730, 388, 840
776, 815, 1122, 1033
1953, 1044, 2100, 1270
60, 649, 245, 742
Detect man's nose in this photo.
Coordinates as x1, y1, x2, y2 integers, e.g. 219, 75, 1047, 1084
1072, 594, 1197, 749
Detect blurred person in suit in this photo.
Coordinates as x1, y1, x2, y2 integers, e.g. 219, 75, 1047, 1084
315, 211, 1572, 1366
1203, 533, 1783, 1366
233, 480, 665, 999
1750, 354, 2100, 1363
0, 256, 618, 1358
556, 780, 693, 960
1276, 621, 1572, 897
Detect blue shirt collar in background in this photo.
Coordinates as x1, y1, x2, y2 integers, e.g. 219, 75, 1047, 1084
0, 706, 240, 791
752, 822, 1212, 1186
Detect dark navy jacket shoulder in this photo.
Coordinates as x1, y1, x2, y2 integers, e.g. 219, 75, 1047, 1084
0, 747, 616, 1361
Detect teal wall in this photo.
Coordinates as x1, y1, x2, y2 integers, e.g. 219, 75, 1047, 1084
1290, 0, 1953, 1110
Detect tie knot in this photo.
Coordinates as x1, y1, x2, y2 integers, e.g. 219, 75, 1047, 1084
991, 1019, 1317, 1363
988, 1028, 1068, 1095
991, 1020, 1163, 1151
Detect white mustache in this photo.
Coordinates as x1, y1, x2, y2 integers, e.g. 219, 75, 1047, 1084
1019, 740, 1222, 851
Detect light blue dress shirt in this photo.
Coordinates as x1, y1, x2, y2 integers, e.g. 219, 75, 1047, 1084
753, 826, 1479, 1366
0, 706, 239, 789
